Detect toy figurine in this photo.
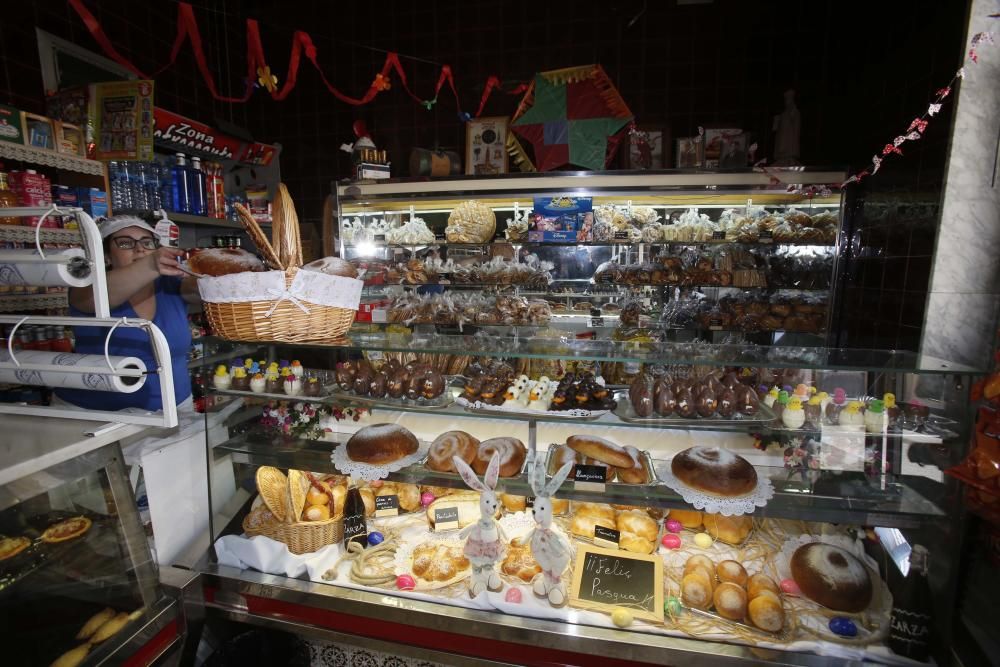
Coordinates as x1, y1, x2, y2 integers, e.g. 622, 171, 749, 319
453, 453, 506, 597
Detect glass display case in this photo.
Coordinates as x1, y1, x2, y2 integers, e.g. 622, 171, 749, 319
1, 415, 182, 666
192, 172, 984, 666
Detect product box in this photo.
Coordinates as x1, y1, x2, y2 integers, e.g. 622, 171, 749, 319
528, 230, 588, 242
529, 196, 593, 242
0, 104, 24, 145
76, 187, 108, 219
356, 298, 391, 323
21, 113, 56, 150
9, 170, 54, 227
356, 162, 391, 180
51, 185, 79, 207
55, 122, 85, 157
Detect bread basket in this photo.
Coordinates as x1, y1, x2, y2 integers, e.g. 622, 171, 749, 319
242, 505, 344, 555
199, 184, 362, 343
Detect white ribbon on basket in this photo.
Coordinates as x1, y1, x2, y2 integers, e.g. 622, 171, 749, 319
263, 287, 312, 317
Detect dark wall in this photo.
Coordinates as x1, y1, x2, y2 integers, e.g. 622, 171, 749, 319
0, 0, 971, 351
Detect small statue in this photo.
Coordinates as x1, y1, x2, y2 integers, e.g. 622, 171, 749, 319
773, 89, 801, 166
453, 453, 506, 597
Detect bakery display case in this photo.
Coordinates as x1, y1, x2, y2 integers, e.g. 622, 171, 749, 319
186, 171, 983, 666
1, 415, 183, 667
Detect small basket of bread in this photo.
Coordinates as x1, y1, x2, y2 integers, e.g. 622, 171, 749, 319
198, 184, 363, 343
243, 467, 344, 554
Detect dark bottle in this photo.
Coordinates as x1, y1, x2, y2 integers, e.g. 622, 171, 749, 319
342, 484, 368, 550
888, 544, 932, 661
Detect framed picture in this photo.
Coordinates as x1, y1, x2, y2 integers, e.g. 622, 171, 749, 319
719, 131, 748, 168
22, 113, 56, 150
675, 137, 703, 168
702, 126, 741, 167
56, 122, 85, 157
465, 116, 509, 176
625, 126, 669, 170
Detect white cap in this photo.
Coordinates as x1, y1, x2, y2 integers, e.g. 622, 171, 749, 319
98, 215, 156, 239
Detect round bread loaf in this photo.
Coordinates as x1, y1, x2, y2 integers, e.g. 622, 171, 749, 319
716, 560, 748, 587
566, 435, 633, 468
346, 424, 419, 464
713, 582, 748, 621
747, 590, 785, 632
747, 573, 780, 599
302, 256, 358, 278
704, 513, 753, 545
426, 430, 479, 473
616, 509, 658, 542
671, 446, 758, 497
790, 543, 873, 613
615, 445, 649, 484
187, 247, 265, 276
473, 437, 526, 477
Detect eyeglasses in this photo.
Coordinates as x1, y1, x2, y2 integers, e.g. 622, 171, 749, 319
112, 236, 160, 250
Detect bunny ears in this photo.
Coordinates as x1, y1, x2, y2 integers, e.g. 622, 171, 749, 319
530, 459, 573, 498
453, 453, 500, 492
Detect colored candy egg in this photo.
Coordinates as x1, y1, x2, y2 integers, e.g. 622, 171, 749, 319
396, 574, 415, 590
661, 534, 682, 550
505, 587, 522, 603
828, 617, 858, 637
693, 532, 713, 549
780, 578, 801, 596
611, 607, 634, 628
665, 519, 683, 533
420, 491, 436, 507
367, 531, 384, 546
369, 479, 384, 489
665, 596, 683, 617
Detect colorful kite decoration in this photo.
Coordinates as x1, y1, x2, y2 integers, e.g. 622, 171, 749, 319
508, 65, 633, 172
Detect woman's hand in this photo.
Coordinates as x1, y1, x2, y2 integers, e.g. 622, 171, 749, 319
147, 247, 187, 277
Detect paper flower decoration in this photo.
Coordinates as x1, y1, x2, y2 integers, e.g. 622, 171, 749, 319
257, 66, 278, 93
373, 73, 391, 92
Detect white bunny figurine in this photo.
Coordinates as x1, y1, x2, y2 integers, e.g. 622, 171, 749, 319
453, 452, 507, 597
520, 459, 574, 606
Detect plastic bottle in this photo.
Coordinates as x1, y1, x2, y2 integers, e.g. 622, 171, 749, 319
158, 160, 174, 212
171, 154, 191, 214
209, 162, 226, 219
128, 162, 148, 211
188, 157, 206, 216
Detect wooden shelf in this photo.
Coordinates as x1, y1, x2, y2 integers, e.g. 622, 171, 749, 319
0, 143, 105, 176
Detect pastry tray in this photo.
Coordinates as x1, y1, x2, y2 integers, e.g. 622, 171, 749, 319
325, 387, 455, 410
614, 396, 776, 426
215, 386, 332, 401
544, 446, 659, 487
683, 605, 792, 641
457, 396, 611, 421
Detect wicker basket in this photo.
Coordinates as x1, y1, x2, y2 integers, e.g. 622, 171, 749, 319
243, 506, 344, 555
204, 267, 356, 343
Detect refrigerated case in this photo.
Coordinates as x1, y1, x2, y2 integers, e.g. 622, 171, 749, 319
191, 172, 984, 665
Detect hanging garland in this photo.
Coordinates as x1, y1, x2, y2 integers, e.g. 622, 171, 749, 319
67, 0, 526, 118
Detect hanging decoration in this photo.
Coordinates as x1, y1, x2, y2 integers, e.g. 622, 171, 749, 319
67, 0, 526, 117
508, 65, 633, 172
839, 24, 996, 188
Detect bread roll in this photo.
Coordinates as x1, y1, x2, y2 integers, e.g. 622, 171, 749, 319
426, 430, 479, 473
426, 492, 486, 529
359, 488, 375, 517
566, 435, 633, 468
619, 532, 655, 554
500, 493, 526, 512
570, 513, 615, 539
616, 509, 658, 542
550, 497, 569, 515
684, 554, 715, 578
573, 502, 616, 523
670, 446, 757, 497
668, 508, 704, 529
704, 513, 752, 545
501, 539, 541, 583
76, 608, 115, 640
748, 591, 785, 632
681, 570, 713, 610
346, 424, 419, 464
304, 504, 330, 521
716, 560, 748, 587
547, 443, 577, 473
328, 484, 347, 517
49, 644, 90, 667
747, 573, 780, 599
377, 482, 420, 512
615, 446, 649, 484
187, 247, 265, 276
790, 543, 873, 613
302, 256, 358, 278
473, 437, 526, 477
713, 581, 748, 621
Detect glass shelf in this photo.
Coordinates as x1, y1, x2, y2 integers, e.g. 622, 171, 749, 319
212, 426, 946, 529
200, 335, 986, 374
360, 283, 831, 292
344, 239, 838, 249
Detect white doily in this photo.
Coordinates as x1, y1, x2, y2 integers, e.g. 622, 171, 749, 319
498, 511, 537, 542
774, 533, 893, 643
330, 441, 430, 481
198, 269, 363, 310
455, 396, 609, 420
657, 464, 774, 516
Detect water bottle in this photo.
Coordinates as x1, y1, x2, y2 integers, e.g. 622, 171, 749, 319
188, 157, 206, 216
158, 160, 174, 212
171, 153, 190, 213
143, 162, 162, 210
110, 161, 132, 211
129, 162, 148, 211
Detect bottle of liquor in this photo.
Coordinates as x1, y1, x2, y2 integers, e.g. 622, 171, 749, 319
342, 482, 368, 550
0, 172, 19, 225
888, 544, 932, 661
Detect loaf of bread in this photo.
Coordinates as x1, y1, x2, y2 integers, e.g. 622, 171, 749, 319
501, 539, 541, 583
570, 513, 615, 539
616, 509, 658, 542
668, 508, 704, 529
704, 513, 753, 545
615, 445, 649, 484
187, 247, 265, 276
426, 430, 479, 473
671, 446, 758, 497
790, 543, 873, 613
302, 256, 358, 278
426, 492, 487, 529
566, 435, 633, 468
346, 424, 419, 464
747, 590, 785, 632
473, 437, 526, 477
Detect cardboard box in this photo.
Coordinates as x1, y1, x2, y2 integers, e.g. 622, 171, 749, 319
21, 113, 56, 150
0, 104, 24, 145
76, 187, 108, 218
55, 122, 85, 157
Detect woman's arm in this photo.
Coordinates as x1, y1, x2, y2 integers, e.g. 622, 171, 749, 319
69, 247, 186, 313
180, 276, 201, 304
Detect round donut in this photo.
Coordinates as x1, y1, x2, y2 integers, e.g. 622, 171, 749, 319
473, 437, 527, 477
671, 446, 758, 497
426, 430, 479, 473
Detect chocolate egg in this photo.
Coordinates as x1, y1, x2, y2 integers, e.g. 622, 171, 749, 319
675, 388, 697, 418
422, 371, 445, 399
717, 388, 737, 417
265, 377, 283, 394
696, 387, 718, 418
353, 369, 373, 396
387, 368, 409, 398
404, 371, 424, 400
828, 617, 858, 637
707, 376, 726, 396
630, 376, 654, 417
722, 372, 740, 391
654, 381, 676, 416
804, 401, 822, 427
369, 372, 388, 398
740, 387, 760, 416
335, 366, 354, 390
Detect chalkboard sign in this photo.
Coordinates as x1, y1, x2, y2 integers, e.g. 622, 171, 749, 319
593, 525, 620, 549
374, 494, 399, 517
570, 545, 663, 622
433, 506, 460, 531
712, 230, 726, 240
574, 464, 607, 492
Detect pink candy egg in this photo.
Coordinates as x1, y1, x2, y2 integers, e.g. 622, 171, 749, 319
420, 491, 435, 507
665, 519, 683, 534
396, 574, 416, 591
661, 534, 682, 549
780, 578, 801, 596
505, 587, 522, 603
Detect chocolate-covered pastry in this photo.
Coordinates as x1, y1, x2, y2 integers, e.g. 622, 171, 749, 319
676, 388, 697, 418
629, 375, 654, 417
739, 386, 760, 416
387, 368, 409, 398
653, 380, 676, 416
696, 387, 718, 418
717, 388, 737, 417
335, 365, 355, 390
422, 370, 446, 399
265, 376, 283, 393
369, 372, 388, 398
